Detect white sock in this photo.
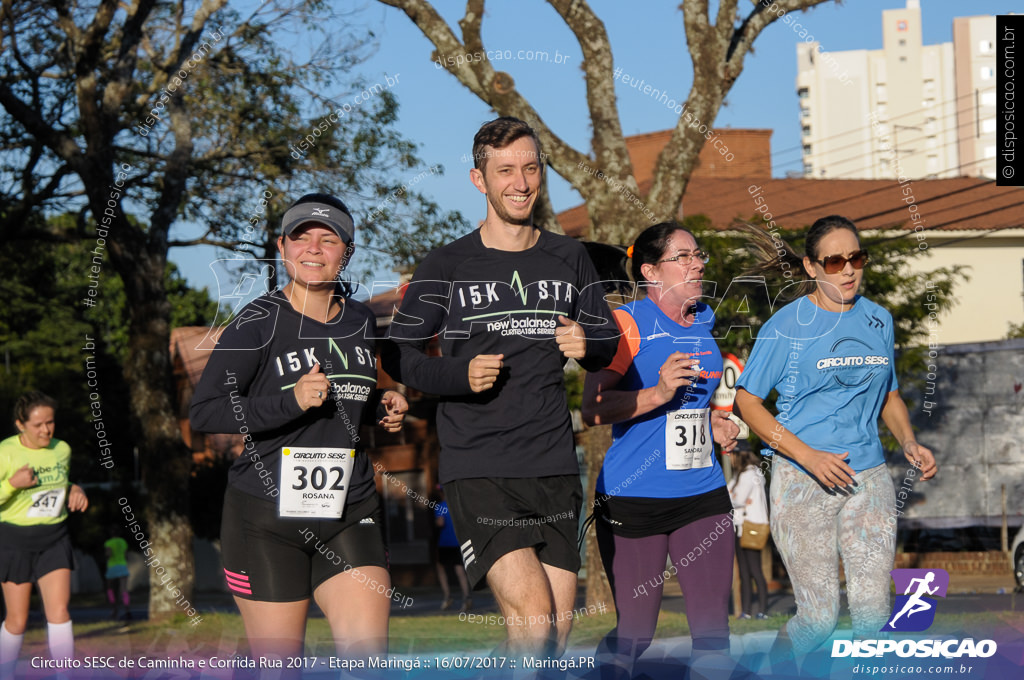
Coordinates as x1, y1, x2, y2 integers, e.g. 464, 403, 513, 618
47, 620, 74, 660
1, 620, 24, 672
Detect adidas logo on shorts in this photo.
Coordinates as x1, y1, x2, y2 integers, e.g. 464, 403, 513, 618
462, 539, 476, 567
359, 518, 375, 525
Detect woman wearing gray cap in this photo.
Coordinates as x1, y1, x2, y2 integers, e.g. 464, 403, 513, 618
191, 193, 407, 669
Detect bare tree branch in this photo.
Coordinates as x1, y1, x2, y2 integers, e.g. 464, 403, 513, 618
647, 0, 833, 218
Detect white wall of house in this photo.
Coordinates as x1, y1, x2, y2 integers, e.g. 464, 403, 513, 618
901, 230, 1024, 344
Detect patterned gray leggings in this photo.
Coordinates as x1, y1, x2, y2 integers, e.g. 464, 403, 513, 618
771, 459, 897, 655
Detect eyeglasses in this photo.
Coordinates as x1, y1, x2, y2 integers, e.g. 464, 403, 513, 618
813, 249, 869, 274
657, 249, 709, 265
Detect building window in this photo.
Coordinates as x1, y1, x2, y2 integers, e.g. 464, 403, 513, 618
981, 66, 995, 79
983, 91, 997, 107
982, 118, 997, 134
900, 56, 907, 63
984, 145, 997, 159
980, 40, 995, 54
802, 125, 811, 137
801, 107, 811, 119
803, 163, 813, 175
899, 39, 906, 46
803, 144, 812, 155
876, 85, 887, 101
798, 87, 809, 99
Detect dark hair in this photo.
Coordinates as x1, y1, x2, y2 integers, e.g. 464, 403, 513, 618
472, 117, 542, 172
730, 447, 761, 475
283, 192, 356, 297
742, 215, 860, 297
629, 221, 696, 284
14, 391, 57, 426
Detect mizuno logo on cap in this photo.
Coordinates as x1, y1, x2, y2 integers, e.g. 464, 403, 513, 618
311, 208, 329, 217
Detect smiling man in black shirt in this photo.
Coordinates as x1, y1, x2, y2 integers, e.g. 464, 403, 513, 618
385, 117, 618, 657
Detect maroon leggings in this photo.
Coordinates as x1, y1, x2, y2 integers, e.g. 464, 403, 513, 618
596, 512, 734, 666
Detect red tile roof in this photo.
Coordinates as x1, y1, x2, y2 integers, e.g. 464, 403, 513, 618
558, 128, 1023, 239
559, 172, 1022, 239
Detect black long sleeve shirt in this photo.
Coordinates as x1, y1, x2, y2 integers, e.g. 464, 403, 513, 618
190, 290, 378, 509
384, 229, 618, 483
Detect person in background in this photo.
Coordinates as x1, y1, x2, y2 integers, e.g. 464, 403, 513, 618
104, 527, 131, 621
728, 448, 769, 620
432, 488, 471, 613
0, 391, 89, 677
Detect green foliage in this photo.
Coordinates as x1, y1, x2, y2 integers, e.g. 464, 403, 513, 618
1007, 321, 1024, 339
563, 365, 585, 413
116, 3, 469, 278
0, 215, 224, 481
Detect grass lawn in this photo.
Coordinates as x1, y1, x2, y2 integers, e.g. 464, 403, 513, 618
17, 609, 1024, 659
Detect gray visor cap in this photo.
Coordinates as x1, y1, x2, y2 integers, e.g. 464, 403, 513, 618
281, 201, 355, 244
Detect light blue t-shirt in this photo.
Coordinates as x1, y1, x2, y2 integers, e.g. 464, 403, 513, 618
735, 295, 897, 473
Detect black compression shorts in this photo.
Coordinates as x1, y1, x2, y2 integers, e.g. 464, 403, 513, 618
444, 475, 582, 590
220, 485, 388, 602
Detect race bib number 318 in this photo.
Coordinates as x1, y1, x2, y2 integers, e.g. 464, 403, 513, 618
665, 408, 712, 470
279, 447, 354, 519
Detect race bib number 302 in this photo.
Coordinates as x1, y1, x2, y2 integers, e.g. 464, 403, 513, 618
27, 488, 66, 518
665, 408, 712, 470
279, 447, 354, 519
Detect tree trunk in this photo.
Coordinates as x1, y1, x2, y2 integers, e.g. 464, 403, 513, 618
583, 424, 613, 612
119, 251, 195, 621
583, 180, 658, 246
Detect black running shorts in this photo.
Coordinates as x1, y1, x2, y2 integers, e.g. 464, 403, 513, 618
0, 522, 75, 584
444, 475, 582, 589
220, 485, 388, 602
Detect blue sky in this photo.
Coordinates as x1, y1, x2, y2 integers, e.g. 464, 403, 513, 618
173, 0, 1020, 298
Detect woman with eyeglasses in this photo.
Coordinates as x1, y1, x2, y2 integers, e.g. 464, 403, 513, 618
733, 215, 938, 664
582, 222, 740, 678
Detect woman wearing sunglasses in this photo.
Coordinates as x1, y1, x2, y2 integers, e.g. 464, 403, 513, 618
733, 215, 938, 665
582, 222, 740, 678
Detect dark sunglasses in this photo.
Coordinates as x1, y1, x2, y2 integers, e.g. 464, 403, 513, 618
814, 249, 869, 274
